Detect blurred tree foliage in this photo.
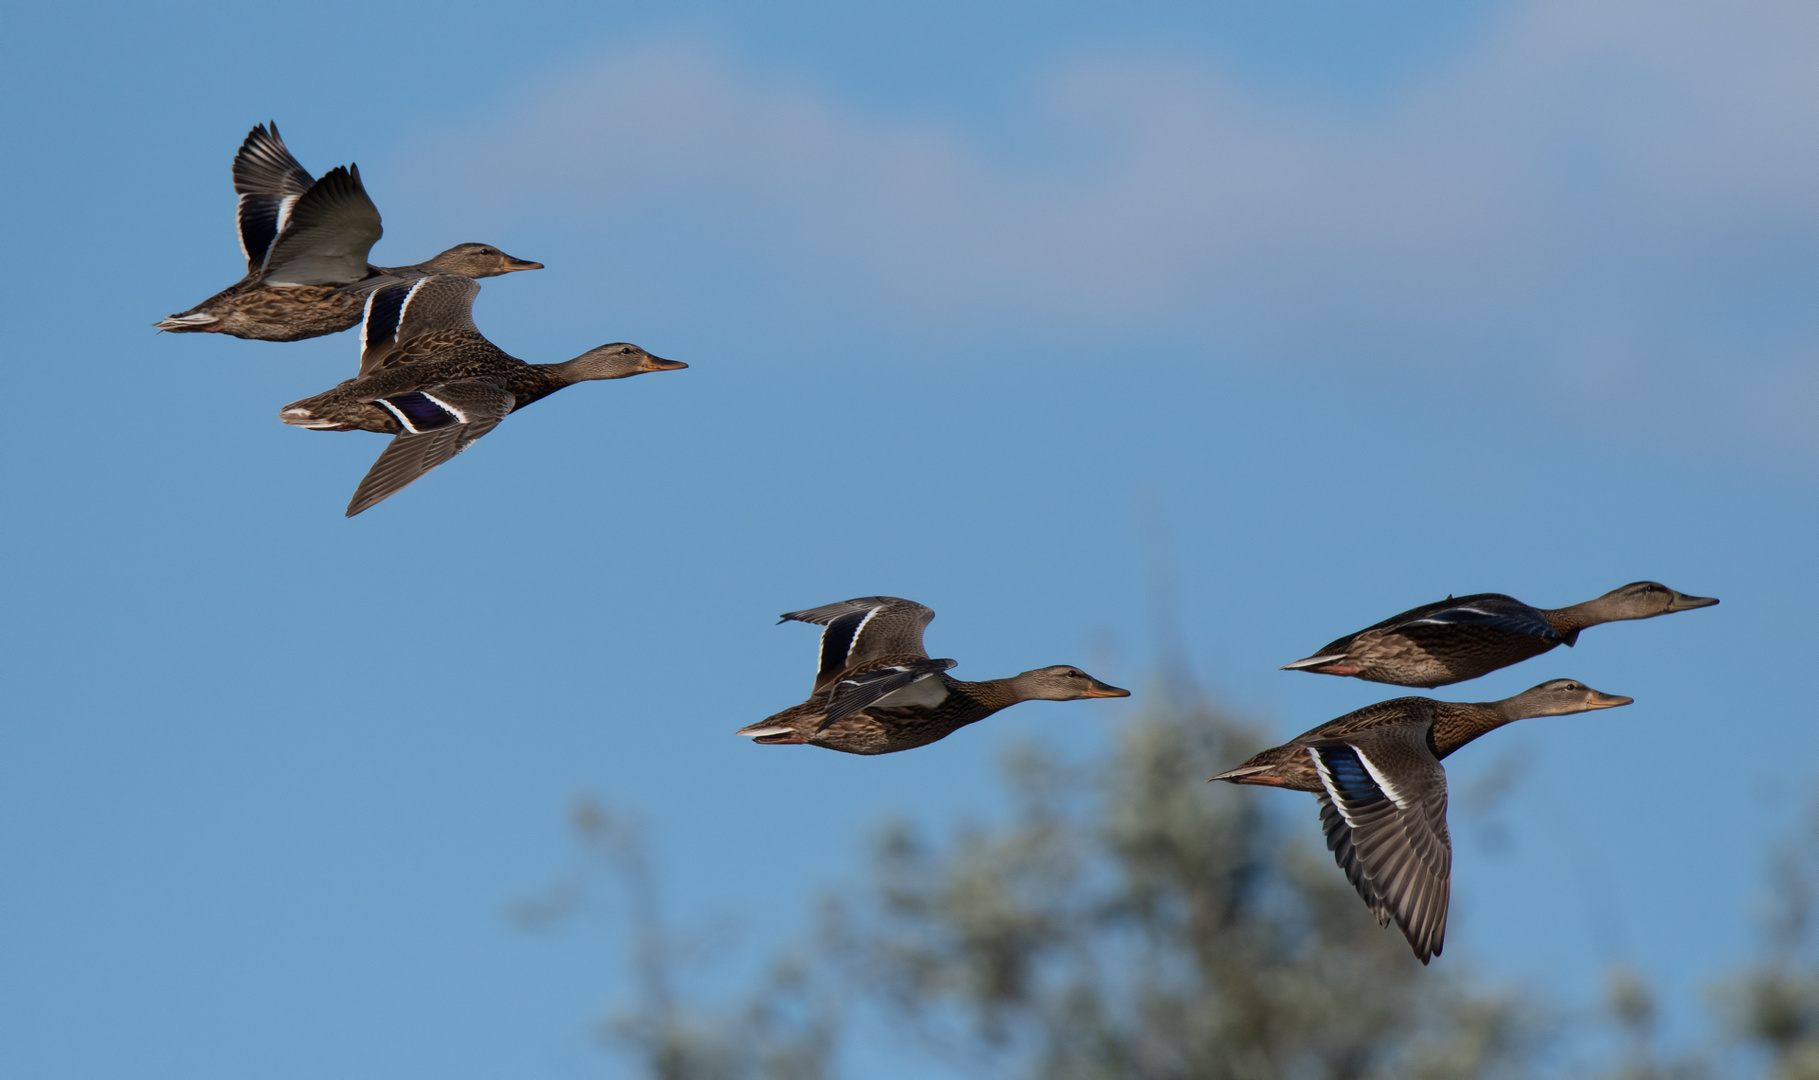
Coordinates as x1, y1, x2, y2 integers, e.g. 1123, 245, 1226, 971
826, 699, 1541, 1080
1719, 809, 1819, 1080
518, 697, 1819, 1080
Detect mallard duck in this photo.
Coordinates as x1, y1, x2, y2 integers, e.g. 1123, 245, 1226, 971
155, 123, 541, 342
1281, 582, 1718, 688
1210, 679, 1632, 963
278, 273, 685, 516
736, 596, 1130, 755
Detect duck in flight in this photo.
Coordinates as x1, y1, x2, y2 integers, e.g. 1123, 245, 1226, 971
1281, 582, 1717, 688
279, 273, 685, 516
1210, 679, 1633, 963
156, 123, 541, 342
737, 596, 1130, 755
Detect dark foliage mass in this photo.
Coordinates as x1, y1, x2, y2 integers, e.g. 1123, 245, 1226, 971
519, 696, 1819, 1080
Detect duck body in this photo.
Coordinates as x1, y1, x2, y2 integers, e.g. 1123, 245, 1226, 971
280, 330, 567, 434
157, 124, 540, 342
163, 249, 543, 343
1210, 680, 1634, 963
163, 280, 368, 342
1283, 582, 1718, 688
737, 597, 1129, 756
279, 274, 684, 516
744, 668, 1025, 756
1213, 695, 1516, 792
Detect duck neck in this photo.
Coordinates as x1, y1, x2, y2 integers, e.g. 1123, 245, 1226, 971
1430, 702, 1519, 759
506, 364, 577, 410
545, 357, 599, 386
1543, 595, 1620, 635
965, 677, 1027, 713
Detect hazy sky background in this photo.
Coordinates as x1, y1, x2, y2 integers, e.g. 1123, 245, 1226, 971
2, 0, 1816, 1076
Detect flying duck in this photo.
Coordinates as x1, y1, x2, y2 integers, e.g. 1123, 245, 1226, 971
1210, 679, 1633, 963
278, 273, 685, 516
1281, 582, 1717, 688
736, 596, 1130, 755
156, 123, 541, 341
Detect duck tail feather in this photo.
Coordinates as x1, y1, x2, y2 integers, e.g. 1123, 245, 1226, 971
154, 313, 220, 332
1280, 653, 1347, 671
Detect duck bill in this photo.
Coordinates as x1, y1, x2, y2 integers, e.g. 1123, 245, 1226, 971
1585, 691, 1634, 709
1082, 680, 1130, 698
1668, 592, 1719, 612
502, 257, 544, 272
641, 354, 689, 372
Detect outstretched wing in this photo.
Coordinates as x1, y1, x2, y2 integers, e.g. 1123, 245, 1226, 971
1318, 791, 1390, 925
1307, 723, 1452, 964
232, 122, 315, 273
357, 274, 481, 376
259, 165, 383, 286
818, 657, 958, 731
777, 597, 936, 691
345, 381, 515, 517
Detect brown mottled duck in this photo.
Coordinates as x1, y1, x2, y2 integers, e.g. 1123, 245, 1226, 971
1281, 582, 1717, 688
279, 274, 685, 516
1210, 679, 1633, 963
156, 123, 541, 342
736, 596, 1130, 755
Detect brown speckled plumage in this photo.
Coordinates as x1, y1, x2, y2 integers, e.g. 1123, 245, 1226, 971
744, 670, 1029, 756
1212, 696, 1519, 793
164, 281, 369, 342
742, 669, 1047, 752
280, 328, 580, 434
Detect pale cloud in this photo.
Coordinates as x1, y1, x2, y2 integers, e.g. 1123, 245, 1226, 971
410, 0, 1819, 440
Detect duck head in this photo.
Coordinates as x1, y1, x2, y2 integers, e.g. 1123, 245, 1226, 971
1498, 678, 1634, 719
1581, 581, 1719, 622
1006, 666, 1131, 702
560, 343, 689, 381
422, 243, 544, 278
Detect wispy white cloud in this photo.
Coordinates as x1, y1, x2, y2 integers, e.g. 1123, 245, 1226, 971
413, 0, 1819, 447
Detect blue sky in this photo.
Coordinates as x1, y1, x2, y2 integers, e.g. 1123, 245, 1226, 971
2, 0, 1816, 1075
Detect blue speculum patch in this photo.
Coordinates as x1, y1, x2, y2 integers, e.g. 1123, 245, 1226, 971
1318, 745, 1385, 806
365, 285, 409, 348
384, 392, 455, 428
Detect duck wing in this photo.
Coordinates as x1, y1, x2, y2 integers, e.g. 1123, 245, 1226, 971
1307, 723, 1452, 964
1385, 593, 1562, 642
1287, 593, 1564, 674
259, 165, 383, 286
818, 658, 958, 731
344, 381, 515, 517
356, 274, 481, 376
232, 123, 316, 274
778, 597, 937, 692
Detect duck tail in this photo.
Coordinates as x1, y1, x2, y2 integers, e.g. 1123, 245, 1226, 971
1279, 653, 1351, 672
278, 402, 343, 430
153, 312, 220, 333
735, 719, 805, 744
